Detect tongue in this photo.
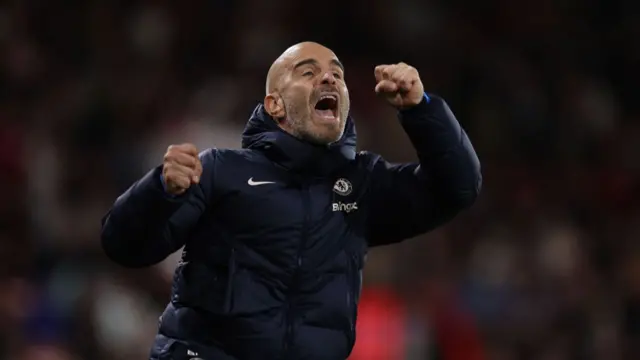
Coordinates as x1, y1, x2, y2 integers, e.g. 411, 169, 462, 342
315, 109, 334, 118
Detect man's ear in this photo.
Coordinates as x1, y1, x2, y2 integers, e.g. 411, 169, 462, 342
264, 93, 286, 119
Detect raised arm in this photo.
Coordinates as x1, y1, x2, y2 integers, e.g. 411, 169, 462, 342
364, 64, 481, 246
100, 145, 216, 267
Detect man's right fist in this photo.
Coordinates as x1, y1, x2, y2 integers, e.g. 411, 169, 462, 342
162, 143, 202, 195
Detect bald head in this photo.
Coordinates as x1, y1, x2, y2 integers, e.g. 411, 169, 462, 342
265, 42, 341, 95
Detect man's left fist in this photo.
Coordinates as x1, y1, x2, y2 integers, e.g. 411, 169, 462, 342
374, 63, 425, 109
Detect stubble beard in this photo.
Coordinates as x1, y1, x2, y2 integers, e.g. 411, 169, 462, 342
281, 95, 348, 145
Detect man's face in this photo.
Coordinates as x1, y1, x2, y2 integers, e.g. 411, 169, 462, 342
273, 44, 350, 145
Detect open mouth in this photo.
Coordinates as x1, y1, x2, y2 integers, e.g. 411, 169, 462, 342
314, 94, 338, 120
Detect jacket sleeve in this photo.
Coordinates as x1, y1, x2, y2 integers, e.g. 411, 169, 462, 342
100, 149, 217, 267
365, 94, 482, 246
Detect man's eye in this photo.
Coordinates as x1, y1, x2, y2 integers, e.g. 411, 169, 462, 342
303, 71, 314, 77
333, 73, 342, 79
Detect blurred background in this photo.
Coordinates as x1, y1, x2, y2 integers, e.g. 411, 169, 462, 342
1, 0, 640, 359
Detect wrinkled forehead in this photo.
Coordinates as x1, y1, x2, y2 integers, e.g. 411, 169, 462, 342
266, 42, 343, 94
279, 43, 340, 70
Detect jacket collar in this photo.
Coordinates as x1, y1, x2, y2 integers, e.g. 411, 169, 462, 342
241, 104, 356, 177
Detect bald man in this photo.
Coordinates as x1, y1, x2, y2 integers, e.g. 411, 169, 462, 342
101, 42, 482, 360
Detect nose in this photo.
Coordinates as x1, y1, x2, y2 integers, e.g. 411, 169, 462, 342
320, 71, 337, 85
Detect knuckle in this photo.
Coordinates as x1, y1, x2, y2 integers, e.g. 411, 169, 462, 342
180, 154, 193, 164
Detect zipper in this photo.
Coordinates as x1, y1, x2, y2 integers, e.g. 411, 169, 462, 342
346, 254, 358, 350
283, 182, 312, 359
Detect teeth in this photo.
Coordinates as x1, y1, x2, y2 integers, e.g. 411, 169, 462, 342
320, 95, 337, 101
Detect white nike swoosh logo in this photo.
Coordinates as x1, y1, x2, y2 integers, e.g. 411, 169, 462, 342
248, 177, 276, 186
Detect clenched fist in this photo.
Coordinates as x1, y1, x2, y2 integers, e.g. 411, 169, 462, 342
162, 143, 202, 195
374, 63, 425, 109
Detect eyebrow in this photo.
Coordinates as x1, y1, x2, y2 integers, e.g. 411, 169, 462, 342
293, 58, 345, 73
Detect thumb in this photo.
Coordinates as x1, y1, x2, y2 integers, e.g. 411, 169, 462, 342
191, 158, 203, 184
375, 80, 398, 94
